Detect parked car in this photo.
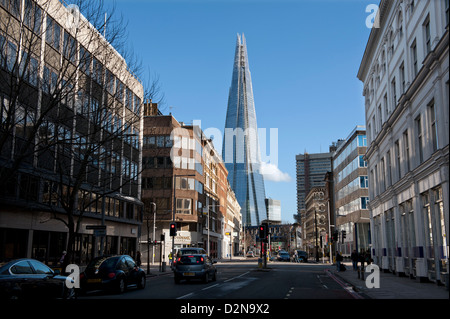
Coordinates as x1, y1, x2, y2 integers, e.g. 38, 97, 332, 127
246, 251, 255, 258
0, 258, 75, 299
173, 254, 217, 284
277, 251, 290, 262
80, 255, 146, 294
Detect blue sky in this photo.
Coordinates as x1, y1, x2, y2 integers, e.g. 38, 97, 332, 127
109, 0, 376, 223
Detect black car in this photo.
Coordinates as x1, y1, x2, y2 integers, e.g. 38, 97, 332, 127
0, 258, 75, 300
173, 254, 217, 284
80, 255, 146, 294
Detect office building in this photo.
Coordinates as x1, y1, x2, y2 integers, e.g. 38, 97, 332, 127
0, 0, 144, 265
332, 126, 369, 256
357, 0, 449, 284
295, 152, 332, 223
222, 33, 266, 226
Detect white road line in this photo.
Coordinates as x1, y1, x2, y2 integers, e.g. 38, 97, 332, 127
224, 271, 250, 282
176, 292, 194, 299
202, 284, 219, 290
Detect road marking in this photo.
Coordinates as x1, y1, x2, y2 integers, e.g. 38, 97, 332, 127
177, 292, 194, 299
202, 284, 219, 290
224, 271, 250, 282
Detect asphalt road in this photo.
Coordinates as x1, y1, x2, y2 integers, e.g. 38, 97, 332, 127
79, 259, 355, 300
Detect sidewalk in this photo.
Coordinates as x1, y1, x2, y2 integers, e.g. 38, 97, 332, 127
326, 261, 449, 299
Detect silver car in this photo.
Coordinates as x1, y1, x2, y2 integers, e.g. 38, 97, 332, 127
173, 254, 217, 284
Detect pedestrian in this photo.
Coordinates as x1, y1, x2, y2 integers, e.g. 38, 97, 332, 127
336, 251, 343, 272
168, 252, 173, 266
358, 249, 365, 280
351, 250, 358, 271
136, 251, 142, 267
294, 250, 299, 263
59, 251, 66, 267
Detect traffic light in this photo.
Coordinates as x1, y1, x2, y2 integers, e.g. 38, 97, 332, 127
341, 230, 346, 243
332, 230, 339, 242
160, 233, 165, 241
259, 224, 268, 242
170, 222, 177, 236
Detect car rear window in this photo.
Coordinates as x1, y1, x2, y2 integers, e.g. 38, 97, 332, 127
87, 257, 119, 270
178, 249, 204, 256
178, 256, 205, 265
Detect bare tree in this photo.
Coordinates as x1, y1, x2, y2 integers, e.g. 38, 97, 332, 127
0, 0, 163, 268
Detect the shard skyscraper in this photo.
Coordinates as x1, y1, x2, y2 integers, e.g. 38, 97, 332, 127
222, 34, 266, 226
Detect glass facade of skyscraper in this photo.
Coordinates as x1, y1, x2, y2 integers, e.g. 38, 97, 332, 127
222, 34, 266, 226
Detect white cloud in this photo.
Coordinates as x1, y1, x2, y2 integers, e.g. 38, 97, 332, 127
259, 162, 292, 182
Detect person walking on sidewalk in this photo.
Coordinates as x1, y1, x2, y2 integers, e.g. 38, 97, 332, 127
336, 251, 343, 272
351, 250, 358, 271
358, 249, 366, 280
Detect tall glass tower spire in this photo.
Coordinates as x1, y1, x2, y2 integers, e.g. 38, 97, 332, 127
222, 34, 266, 226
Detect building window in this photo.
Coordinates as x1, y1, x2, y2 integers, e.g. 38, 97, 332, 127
391, 78, 397, 108
424, 17, 431, 55
403, 130, 410, 173
400, 62, 406, 94
45, 16, 61, 51
176, 198, 192, 215
411, 40, 418, 77
386, 150, 392, 187
428, 100, 438, 153
446, 0, 449, 25
395, 140, 401, 181
416, 115, 423, 164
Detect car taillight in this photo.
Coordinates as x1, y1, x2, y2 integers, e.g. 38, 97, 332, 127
79, 273, 85, 280
108, 272, 115, 279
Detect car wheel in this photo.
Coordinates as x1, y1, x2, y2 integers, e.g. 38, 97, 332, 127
137, 274, 146, 289
117, 277, 126, 294
212, 271, 217, 282
174, 276, 181, 284
203, 272, 209, 283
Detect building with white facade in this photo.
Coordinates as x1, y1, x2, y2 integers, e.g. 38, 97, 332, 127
357, 0, 449, 285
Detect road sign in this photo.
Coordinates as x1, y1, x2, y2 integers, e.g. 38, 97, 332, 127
86, 225, 106, 230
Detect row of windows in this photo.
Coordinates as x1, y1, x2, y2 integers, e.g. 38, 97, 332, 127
333, 135, 367, 170
370, 99, 439, 199
0, 172, 141, 221
367, 4, 445, 143
1, 1, 142, 117
143, 135, 173, 148
336, 176, 368, 202
335, 155, 367, 184
337, 197, 369, 216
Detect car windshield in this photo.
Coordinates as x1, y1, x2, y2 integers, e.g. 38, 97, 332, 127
87, 257, 120, 270
280, 252, 289, 256
178, 255, 205, 265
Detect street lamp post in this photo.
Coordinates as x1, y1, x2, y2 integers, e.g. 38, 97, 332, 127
147, 202, 156, 275
203, 203, 222, 257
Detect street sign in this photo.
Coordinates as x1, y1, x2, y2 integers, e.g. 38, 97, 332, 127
86, 225, 106, 230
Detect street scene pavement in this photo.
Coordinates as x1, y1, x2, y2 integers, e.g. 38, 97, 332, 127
139, 257, 449, 300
